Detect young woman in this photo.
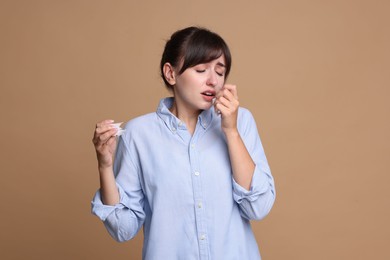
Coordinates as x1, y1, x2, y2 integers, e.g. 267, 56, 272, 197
92, 26, 275, 260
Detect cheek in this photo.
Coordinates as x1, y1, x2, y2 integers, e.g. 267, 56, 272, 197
216, 80, 225, 91
175, 77, 189, 89
178, 74, 196, 86
187, 77, 204, 89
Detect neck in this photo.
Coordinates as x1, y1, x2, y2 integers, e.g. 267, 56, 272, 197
169, 99, 201, 135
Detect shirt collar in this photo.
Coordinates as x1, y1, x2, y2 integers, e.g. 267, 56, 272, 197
156, 97, 214, 133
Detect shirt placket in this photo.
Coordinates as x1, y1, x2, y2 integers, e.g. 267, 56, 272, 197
189, 127, 209, 260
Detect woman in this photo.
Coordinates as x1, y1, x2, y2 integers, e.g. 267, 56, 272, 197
92, 26, 275, 260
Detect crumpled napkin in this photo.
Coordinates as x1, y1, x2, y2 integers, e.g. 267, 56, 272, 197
111, 122, 126, 136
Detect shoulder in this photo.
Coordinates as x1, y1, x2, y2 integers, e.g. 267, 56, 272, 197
238, 107, 256, 123
237, 107, 259, 135
124, 112, 157, 128
120, 112, 159, 138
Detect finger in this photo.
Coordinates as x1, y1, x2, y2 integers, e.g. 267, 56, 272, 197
214, 94, 234, 110
217, 89, 239, 106
96, 119, 115, 128
216, 96, 230, 108
221, 88, 235, 101
94, 128, 118, 145
94, 120, 116, 139
213, 99, 221, 114
223, 84, 238, 100
215, 85, 226, 99
105, 135, 117, 147
215, 102, 229, 116
215, 88, 234, 104
95, 124, 115, 135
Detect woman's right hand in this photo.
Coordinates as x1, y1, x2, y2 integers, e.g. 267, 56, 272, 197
92, 119, 119, 170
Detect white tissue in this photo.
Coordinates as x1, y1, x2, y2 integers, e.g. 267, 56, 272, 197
212, 98, 221, 115
111, 122, 126, 136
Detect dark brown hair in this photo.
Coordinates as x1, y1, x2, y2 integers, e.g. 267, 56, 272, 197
160, 27, 232, 89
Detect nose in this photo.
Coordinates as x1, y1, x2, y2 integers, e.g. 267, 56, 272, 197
206, 71, 218, 87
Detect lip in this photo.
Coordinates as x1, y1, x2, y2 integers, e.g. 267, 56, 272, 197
202, 94, 214, 102
201, 90, 216, 102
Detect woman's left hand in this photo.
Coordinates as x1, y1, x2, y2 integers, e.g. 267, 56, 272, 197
214, 84, 239, 134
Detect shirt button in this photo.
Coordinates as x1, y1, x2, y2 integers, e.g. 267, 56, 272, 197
194, 171, 200, 176
197, 202, 202, 208
191, 143, 195, 149
178, 121, 183, 126
171, 127, 176, 132
200, 234, 206, 240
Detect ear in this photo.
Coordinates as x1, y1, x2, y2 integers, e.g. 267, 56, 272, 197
163, 62, 176, 86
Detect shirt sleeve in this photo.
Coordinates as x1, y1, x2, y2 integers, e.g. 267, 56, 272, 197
91, 132, 146, 242
232, 108, 276, 221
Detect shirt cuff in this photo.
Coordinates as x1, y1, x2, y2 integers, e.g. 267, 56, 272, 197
232, 164, 270, 203
91, 184, 130, 221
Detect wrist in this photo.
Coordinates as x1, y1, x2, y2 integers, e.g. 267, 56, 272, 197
222, 127, 239, 137
98, 164, 113, 174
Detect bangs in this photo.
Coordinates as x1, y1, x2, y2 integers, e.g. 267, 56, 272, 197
178, 30, 231, 76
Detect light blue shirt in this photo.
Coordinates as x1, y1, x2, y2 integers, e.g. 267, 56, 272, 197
91, 97, 275, 260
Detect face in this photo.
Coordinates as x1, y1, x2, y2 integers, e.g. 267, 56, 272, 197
171, 55, 226, 113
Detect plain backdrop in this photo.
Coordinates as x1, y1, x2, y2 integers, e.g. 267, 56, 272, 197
1, 0, 389, 259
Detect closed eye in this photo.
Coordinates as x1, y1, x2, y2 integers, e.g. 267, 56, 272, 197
196, 69, 206, 73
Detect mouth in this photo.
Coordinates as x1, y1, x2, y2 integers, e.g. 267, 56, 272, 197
201, 91, 215, 97
201, 91, 216, 103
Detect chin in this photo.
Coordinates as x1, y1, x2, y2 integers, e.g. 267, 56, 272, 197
200, 103, 213, 111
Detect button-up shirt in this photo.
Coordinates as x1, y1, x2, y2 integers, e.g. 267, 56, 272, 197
91, 97, 275, 260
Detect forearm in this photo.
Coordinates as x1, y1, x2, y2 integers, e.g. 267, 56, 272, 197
224, 129, 255, 190
99, 166, 120, 205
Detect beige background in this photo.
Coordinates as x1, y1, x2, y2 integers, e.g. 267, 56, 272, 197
1, 0, 389, 259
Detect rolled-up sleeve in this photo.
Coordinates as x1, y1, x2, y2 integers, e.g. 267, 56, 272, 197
91, 133, 145, 242
91, 184, 131, 221
232, 108, 276, 221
